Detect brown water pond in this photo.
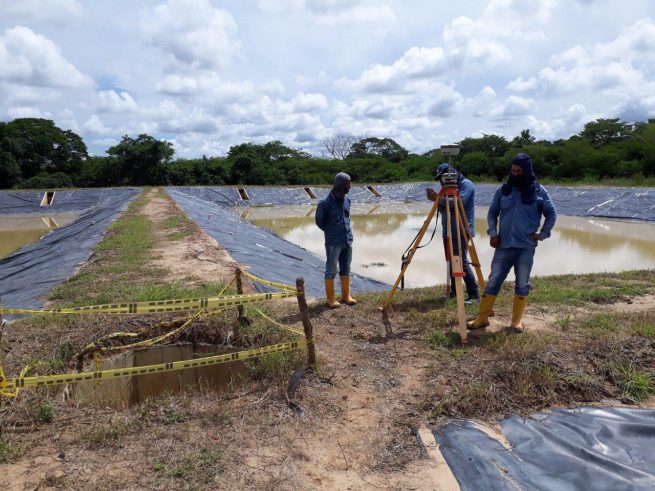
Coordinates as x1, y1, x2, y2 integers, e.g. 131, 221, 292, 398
0, 213, 78, 259
238, 203, 655, 288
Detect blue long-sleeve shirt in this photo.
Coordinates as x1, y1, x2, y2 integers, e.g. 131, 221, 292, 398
487, 185, 557, 249
315, 191, 353, 246
438, 178, 475, 239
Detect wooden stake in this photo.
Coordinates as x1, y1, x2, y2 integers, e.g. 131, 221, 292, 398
235, 268, 245, 323
295, 277, 316, 368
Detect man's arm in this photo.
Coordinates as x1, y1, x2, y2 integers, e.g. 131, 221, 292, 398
487, 188, 501, 237
538, 188, 557, 239
315, 201, 327, 231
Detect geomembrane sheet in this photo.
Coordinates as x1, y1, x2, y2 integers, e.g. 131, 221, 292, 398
0, 188, 140, 311
166, 188, 390, 297
433, 406, 655, 491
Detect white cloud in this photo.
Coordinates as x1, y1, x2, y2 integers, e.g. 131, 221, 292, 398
98, 90, 138, 113
257, 0, 396, 25
6, 106, 48, 119
3, 0, 83, 22
155, 75, 198, 95
487, 95, 535, 119
506, 77, 539, 92
0, 26, 93, 88
141, 0, 242, 70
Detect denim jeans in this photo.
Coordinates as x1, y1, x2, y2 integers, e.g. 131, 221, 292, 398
484, 246, 535, 296
325, 244, 352, 279
447, 238, 479, 298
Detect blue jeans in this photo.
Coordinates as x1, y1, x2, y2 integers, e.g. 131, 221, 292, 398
325, 244, 352, 279
484, 247, 535, 296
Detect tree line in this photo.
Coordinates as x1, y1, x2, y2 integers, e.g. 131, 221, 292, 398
1, 117, 654, 190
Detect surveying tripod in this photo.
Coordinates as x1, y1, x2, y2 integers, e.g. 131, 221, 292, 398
380, 180, 486, 343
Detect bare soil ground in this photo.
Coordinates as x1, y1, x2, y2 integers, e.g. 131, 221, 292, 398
1, 189, 654, 490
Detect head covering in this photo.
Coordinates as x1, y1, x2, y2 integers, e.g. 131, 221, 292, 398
436, 163, 465, 187
502, 153, 539, 204
332, 172, 351, 200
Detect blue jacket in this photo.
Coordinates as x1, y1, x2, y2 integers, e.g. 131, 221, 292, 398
487, 185, 557, 249
315, 191, 353, 246
439, 178, 475, 239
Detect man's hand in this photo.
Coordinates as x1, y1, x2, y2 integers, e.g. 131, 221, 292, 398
490, 236, 501, 248
426, 188, 438, 202
531, 233, 543, 244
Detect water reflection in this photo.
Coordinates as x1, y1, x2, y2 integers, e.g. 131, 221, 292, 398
240, 204, 655, 288
0, 214, 78, 259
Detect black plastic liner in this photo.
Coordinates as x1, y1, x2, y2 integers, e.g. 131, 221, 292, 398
0, 188, 140, 312
0, 188, 137, 215
170, 184, 655, 222
433, 406, 655, 491
166, 189, 390, 297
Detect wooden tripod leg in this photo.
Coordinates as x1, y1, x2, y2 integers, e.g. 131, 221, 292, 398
380, 198, 440, 311
449, 197, 468, 343
456, 196, 486, 291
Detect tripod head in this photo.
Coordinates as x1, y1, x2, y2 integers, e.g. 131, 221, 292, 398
433, 164, 459, 189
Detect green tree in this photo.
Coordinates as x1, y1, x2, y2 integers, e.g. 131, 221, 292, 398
106, 134, 174, 185
1, 118, 87, 180
511, 129, 536, 147
579, 118, 633, 146
347, 137, 409, 162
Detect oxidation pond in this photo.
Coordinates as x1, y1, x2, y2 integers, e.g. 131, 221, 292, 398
0, 214, 78, 259
238, 203, 655, 288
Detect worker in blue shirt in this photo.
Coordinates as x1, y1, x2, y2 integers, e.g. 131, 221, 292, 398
426, 163, 479, 303
315, 172, 356, 308
468, 153, 557, 330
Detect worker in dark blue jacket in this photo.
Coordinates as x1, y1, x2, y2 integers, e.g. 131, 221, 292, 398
315, 172, 356, 308
468, 153, 557, 331
427, 163, 479, 303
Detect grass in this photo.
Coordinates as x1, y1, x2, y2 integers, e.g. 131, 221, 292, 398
0, 439, 24, 464
633, 322, 655, 338
607, 361, 654, 402
164, 446, 225, 483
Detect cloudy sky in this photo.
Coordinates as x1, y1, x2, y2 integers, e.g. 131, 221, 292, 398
1, 0, 654, 158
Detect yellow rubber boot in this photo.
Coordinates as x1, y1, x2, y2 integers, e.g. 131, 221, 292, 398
325, 279, 341, 309
340, 275, 357, 305
511, 295, 528, 331
466, 294, 496, 329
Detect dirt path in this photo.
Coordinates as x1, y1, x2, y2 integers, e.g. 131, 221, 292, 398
144, 188, 238, 286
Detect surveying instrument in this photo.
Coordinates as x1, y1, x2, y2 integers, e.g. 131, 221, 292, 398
380, 144, 486, 343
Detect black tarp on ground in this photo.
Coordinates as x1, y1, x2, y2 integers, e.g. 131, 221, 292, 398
432, 406, 655, 491
166, 189, 390, 297
0, 188, 140, 312
170, 184, 655, 222
0, 188, 137, 215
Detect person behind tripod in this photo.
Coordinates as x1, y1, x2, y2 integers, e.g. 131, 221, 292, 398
315, 172, 357, 309
468, 153, 557, 331
426, 163, 480, 304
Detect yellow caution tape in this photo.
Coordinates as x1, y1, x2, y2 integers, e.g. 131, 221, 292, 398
253, 308, 304, 336
0, 339, 306, 397
241, 270, 297, 292
0, 291, 296, 316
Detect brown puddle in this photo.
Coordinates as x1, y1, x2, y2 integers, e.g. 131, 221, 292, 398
239, 203, 655, 288
0, 213, 79, 259
70, 344, 248, 408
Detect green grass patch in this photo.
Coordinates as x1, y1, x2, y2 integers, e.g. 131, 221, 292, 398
165, 446, 224, 483
607, 362, 654, 402
633, 322, 655, 338
428, 330, 458, 348
0, 438, 24, 464
579, 313, 621, 338
161, 215, 191, 229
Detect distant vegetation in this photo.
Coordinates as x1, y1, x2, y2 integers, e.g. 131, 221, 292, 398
1, 117, 655, 189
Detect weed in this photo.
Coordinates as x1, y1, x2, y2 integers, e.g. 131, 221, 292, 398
580, 313, 620, 338
633, 322, 655, 338
428, 330, 458, 348
0, 438, 24, 464
556, 313, 572, 331
154, 463, 166, 472
35, 400, 54, 423
160, 407, 189, 425
167, 446, 224, 483
607, 362, 654, 402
